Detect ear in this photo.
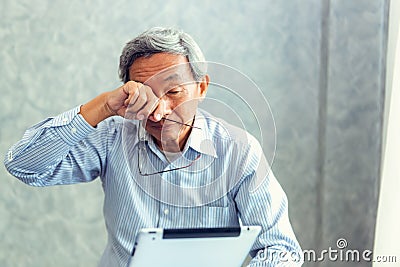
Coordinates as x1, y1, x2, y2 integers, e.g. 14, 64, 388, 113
198, 74, 209, 100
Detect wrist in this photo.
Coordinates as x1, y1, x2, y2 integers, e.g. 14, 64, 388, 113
79, 93, 113, 127
102, 92, 118, 117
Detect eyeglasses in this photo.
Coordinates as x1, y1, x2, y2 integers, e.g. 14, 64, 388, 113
137, 118, 202, 176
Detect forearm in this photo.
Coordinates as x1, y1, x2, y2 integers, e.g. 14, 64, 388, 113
4, 107, 97, 186
79, 92, 115, 127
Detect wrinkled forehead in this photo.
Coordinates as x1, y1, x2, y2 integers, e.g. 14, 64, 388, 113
141, 63, 196, 91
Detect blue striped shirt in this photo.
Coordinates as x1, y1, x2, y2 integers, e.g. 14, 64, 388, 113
4, 106, 303, 266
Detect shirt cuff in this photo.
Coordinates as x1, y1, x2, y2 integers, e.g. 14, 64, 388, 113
53, 106, 96, 146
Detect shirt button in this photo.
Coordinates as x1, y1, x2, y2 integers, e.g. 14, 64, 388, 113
79, 140, 87, 148
62, 118, 68, 123
70, 127, 77, 134
7, 150, 13, 161
163, 209, 169, 215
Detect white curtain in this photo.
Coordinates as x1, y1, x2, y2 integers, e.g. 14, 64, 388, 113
373, 0, 400, 265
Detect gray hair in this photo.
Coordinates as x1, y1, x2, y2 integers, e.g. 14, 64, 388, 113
119, 27, 207, 83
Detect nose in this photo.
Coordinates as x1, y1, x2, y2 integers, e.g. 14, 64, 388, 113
150, 98, 172, 122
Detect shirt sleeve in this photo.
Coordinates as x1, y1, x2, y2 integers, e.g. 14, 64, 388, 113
234, 136, 304, 266
4, 106, 116, 186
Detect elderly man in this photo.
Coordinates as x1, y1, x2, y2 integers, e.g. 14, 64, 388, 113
4, 27, 302, 266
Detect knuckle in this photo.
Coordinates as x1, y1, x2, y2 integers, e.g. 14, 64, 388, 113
142, 106, 154, 116
126, 81, 136, 88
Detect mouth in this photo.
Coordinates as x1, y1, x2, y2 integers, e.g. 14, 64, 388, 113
146, 121, 176, 130
161, 117, 201, 130
144, 116, 198, 131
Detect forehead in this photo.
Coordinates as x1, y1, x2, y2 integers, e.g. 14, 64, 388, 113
129, 53, 191, 83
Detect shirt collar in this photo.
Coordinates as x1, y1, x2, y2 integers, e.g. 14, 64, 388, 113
187, 111, 218, 158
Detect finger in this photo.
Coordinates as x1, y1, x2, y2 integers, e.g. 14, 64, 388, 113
136, 88, 160, 120
125, 90, 139, 107
126, 92, 147, 115
116, 106, 128, 118
127, 84, 159, 120
124, 82, 142, 106
125, 82, 146, 110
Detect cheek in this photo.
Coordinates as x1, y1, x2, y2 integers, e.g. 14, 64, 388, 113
172, 98, 199, 115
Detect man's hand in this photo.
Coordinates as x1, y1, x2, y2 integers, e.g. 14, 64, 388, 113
79, 81, 163, 127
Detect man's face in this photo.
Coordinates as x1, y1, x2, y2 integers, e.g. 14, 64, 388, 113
129, 53, 208, 150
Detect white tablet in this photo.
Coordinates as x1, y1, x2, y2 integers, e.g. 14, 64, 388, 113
128, 226, 261, 267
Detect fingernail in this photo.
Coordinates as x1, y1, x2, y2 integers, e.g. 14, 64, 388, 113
137, 114, 144, 120
155, 114, 161, 121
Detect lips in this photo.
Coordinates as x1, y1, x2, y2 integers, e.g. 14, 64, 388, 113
146, 122, 175, 130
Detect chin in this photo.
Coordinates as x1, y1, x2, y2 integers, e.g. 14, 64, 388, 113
147, 130, 178, 142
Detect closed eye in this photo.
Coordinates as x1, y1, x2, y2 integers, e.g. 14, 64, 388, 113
167, 90, 181, 95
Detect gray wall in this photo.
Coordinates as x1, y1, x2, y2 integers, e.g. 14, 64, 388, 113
0, 0, 387, 266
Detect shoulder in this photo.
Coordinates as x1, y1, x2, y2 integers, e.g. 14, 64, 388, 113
199, 109, 262, 152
